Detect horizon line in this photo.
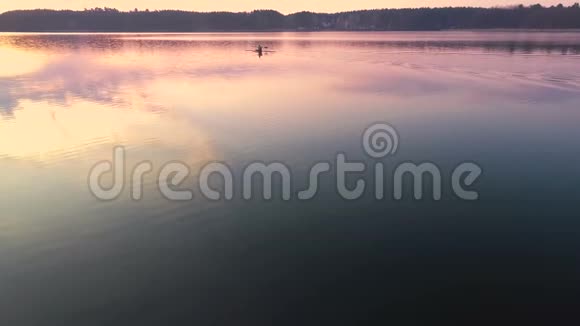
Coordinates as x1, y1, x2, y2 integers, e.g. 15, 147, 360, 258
0, 4, 572, 15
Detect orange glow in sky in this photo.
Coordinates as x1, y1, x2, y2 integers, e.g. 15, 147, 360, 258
0, 0, 577, 14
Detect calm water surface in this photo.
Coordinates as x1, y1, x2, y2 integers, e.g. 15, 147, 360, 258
1, 32, 580, 324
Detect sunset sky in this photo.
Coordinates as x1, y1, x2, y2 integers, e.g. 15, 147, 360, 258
0, 1, 577, 14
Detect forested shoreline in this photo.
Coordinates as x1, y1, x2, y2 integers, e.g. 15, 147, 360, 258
1, 5, 580, 32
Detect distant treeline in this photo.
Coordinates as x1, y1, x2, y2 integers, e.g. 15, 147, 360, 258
1, 5, 580, 32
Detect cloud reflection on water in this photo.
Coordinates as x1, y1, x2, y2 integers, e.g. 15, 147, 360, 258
1, 32, 580, 166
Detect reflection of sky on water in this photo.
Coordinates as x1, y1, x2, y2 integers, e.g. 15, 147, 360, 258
1, 31, 580, 171
1, 31, 580, 216
2, 32, 580, 109
1, 32, 580, 325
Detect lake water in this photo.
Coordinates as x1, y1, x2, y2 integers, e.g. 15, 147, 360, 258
1, 31, 580, 324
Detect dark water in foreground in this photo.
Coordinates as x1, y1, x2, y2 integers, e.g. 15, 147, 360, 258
1, 32, 580, 324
